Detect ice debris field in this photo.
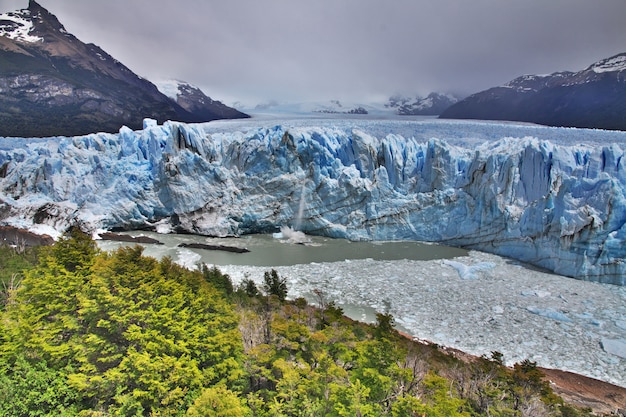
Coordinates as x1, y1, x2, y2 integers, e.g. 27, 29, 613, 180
215, 250, 626, 388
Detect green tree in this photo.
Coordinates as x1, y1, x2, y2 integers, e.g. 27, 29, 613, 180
0, 354, 80, 416
241, 278, 259, 297
1, 235, 246, 416
187, 386, 251, 417
330, 379, 379, 417
201, 263, 234, 295
374, 312, 395, 339
50, 226, 97, 273
262, 269, 288, 301
0, 244, 39, 291
416, 372, 471, 417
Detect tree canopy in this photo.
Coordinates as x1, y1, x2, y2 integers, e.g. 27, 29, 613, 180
0, 230, 244, 416
0, 230, 596, 417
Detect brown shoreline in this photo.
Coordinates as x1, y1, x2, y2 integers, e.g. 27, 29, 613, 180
397, 330, 626, 415
0, 225, 54, 247
540, 368, 626, 415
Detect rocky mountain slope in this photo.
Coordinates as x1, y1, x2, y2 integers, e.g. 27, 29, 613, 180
386, 92, 459, 115
0, 1, 247, 137
440, 53, 626, 130
155, 80, 248, 121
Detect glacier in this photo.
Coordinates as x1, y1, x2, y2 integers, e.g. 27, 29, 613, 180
1, 117, 626, 284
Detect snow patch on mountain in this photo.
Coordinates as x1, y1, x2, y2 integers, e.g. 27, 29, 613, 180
153, 79, 184, 100
0, 8, 43, 43
591, 53, 626, 73
386, 93, 459, 115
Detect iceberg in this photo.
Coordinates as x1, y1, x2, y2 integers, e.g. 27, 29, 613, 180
1, 118, 626, 284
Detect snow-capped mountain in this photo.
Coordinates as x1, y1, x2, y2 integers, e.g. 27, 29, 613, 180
1, 117, 625, 285
241, 100, 390, 116
440, 53, 626, 130
155, 80, 248, 121
0, 1, 246, 137
386, 92, 460, 115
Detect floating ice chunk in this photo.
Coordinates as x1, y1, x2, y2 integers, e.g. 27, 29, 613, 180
526, 306, 572, 322
492, 306, 505, 315
600, 338, 626, 359
175, 248, 201, 270
443, 260, 496, 279
521, 289, 551, 298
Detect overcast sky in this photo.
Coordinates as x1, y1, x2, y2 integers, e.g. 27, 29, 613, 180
3, 0, 626, 105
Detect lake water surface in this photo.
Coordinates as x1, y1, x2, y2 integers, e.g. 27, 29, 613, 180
96, 230, 468, 267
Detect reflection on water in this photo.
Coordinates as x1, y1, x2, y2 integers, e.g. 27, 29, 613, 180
96, 231, 468, 267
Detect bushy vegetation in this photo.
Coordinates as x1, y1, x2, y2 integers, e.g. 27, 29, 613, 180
0, 229, 598, 416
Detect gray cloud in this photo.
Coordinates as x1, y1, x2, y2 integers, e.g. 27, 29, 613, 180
7, 0, 626, 104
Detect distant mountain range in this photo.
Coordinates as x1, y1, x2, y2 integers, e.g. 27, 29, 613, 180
238, 94, 459, 117
440, 53, 626, 130
241, 100, 377, 115
0, 1, 247, 137
385, 92, 460, 116
2, 2, 623, 136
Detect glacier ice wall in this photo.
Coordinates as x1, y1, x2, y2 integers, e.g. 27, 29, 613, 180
0, 120, 625, 284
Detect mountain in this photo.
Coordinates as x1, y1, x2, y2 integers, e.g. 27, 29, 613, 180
243, 100, 382, 115
440, 53, 626, 130
386, 92, 460, 115
0, 1, 247, 137
1, 118, 625, 284
154, 80, 248, 121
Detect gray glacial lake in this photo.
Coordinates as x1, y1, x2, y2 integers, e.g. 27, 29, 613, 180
96, 230, 468, 267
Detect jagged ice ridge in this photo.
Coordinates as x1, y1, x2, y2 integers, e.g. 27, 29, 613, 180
1, 118, 625, 284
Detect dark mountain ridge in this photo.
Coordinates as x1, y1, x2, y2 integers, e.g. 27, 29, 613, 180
440, 53, 626, 131
0, 1, 247, 137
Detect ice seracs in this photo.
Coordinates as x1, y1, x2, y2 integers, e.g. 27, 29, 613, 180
1, 118, 626, 284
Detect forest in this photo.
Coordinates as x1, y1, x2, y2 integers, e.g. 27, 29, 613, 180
0, 228, 598, 416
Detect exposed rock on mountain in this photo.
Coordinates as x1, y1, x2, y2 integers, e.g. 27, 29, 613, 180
440, 53, 626, 130
155, 80, 248, 121
0, 1, 247, 137
386, 92, 459, 115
